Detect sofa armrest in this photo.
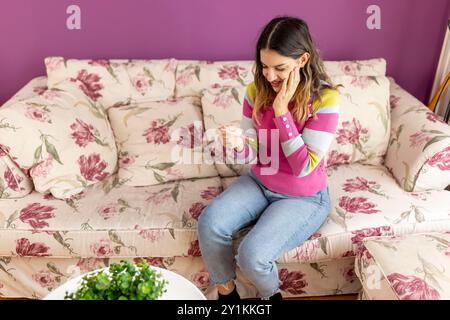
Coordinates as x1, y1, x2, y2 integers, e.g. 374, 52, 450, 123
385, 77, 450, 191
1, 76, 48, 109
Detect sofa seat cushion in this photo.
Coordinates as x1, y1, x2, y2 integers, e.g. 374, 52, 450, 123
355, 232, 450, 299
222, 163, 450, 264
0, 174, 222, 258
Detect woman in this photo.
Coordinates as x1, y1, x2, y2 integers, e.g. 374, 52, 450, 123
198, 16, 340, 301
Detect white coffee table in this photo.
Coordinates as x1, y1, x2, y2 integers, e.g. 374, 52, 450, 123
44, 266, 206, 300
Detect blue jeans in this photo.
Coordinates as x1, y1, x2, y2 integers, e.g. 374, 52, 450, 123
197, 171, 331, 298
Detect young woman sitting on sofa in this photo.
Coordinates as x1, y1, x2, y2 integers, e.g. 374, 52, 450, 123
198, 16, 341, 301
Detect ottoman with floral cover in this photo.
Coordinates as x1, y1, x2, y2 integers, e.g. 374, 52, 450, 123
355, 232, 450, 300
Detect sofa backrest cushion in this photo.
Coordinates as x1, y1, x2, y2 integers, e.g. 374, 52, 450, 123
175, 60, 255, 98
325, 74, 391, 166
45, 57, 177, 108
107, 97, 218, 186
201, 85, 251, 176
175, 58, 386, 99
0, 79, 118, 199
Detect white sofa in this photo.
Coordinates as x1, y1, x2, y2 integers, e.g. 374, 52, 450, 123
0, 57, 449, 299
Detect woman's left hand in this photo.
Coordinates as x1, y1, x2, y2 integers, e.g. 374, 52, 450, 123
273, 66, 300, 117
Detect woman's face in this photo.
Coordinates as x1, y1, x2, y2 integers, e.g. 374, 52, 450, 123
260, 49, 306, 93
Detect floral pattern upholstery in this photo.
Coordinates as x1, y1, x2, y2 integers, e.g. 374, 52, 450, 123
355, 232, 450, 300
0, 80, 118, 199
385, 77, 450, 191
108, 96, 218, 186
0, 256, 360, 299
175, 60, 255, 98
1, 56, 449, 299
45, 57, 178, 108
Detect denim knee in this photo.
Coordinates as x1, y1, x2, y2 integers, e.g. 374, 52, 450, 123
236, 240, 268, 275
197, 202, 226, 239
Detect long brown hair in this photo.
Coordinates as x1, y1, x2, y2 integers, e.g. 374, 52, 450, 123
253, 16, 338, 124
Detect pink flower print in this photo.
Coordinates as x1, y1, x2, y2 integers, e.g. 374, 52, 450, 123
390, 95, 400, 109
189, 202, 206, 220
177, 123, 203, 149
308, 232, 322, 240
213, 94, 233, 108
387, 273, 440, 300
200, 186, 223, 200
43, 193, 56, 200
25, 106, 50, 123
336, 118, 368, 145
33, 86, 49, 96
119, 155, 136, 168
188, 240, 201, 257
341, 250, 355, 258
409, 131, 432, 148
78, 153, 109, 182
32, 271, 57, 290
339, 62, 357, 76
427, 146, 450, 170
132, 74, 149, 94
19, 203, 56, 229
351, 226, 391, 259
0, 144, 10, 157
76, 258, 104, 272
97, 203, 120, 220
176, 69, 195, 87
351, 76, 372, 89
342, 177, 377, 192
3, 168, 21, 191
30, 156, 53, 179
191, 271, 210, 289
279, 268, 307, 295
293, 239, 321, 262
134, 257, 165, 268
142, 121, 171, 144
339, 196, 380, 214
90, 239, 113, 257
342, 266, 357, 283
218, 65, 244, 80
325, 150, 351, 166
134, 225, 163, 242
74, 69, 103, 101
163, 59, 177, 73
408, 192, 429, 201
164, 167, 183, 179
45, 57, 63, 73
70, 119, 95, 147
426, 112, 444, 123
145, 191, 171, 204
88, 59, 110, 68
15, 238, 51, 257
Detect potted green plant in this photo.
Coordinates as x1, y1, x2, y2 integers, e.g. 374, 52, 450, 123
64, 259, 168, 300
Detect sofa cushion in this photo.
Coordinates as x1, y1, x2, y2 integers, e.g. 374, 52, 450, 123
324, 58, 386, 77
107, 96, 218, 186
0, 175, 222, 258
0, 80, 118, 199
45, 57, 177, 108
221, 163, 450, 264
325, 75, 390, 166
175, 58, 386, 99
355, 232, 450, 300
201, 85, 252, 177
175, 60, 255, 98
0, 146, 33, 199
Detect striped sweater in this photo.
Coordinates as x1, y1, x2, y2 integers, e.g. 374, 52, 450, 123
234, 81, 340, 197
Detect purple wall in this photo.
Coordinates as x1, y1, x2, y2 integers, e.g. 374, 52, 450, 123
1, 0, 449, 105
